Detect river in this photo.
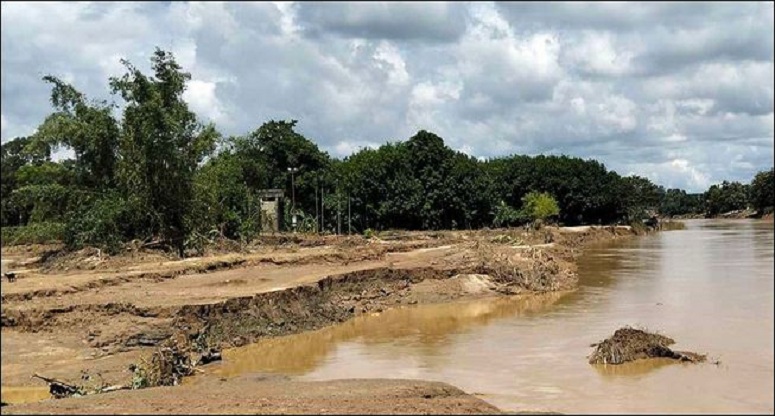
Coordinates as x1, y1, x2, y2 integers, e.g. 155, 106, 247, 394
217, 219, 774, 413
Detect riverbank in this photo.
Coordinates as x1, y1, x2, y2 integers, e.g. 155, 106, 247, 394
1, 225, 639, 413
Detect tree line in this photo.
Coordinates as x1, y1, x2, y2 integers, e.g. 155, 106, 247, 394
2, 49, 773, 255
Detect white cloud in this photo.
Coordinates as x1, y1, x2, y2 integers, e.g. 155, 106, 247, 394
333, 140, 380, 158
562, 31, 634, 76
0, 1, 772, 192
373, 41, 410, 86
183, 79, 229, 125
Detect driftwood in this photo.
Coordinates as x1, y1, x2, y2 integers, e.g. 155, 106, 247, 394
32, 373, 131, 399
196, 349, 222, 366
32, 374, 82, 399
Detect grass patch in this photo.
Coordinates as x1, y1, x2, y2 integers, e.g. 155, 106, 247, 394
660, 220, 687, 231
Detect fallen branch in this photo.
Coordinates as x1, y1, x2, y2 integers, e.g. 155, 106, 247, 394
32, 373, 132, 399
32, 374, 82, 399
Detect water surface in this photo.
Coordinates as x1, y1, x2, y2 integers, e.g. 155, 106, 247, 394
219, 219, 774, 413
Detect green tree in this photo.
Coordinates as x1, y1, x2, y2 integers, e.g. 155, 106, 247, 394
485, 154, 621, 225
32, 76, 120, 189
493, 200, 525, 227
704, 181, 749, 216
749, 168, 774, 215
520, 191, 560, 223
238, 120, 330, 219
109, 48, 219, 256
659, 188, 703, 217
619, 175, 665, 221
1, 137, 52, 226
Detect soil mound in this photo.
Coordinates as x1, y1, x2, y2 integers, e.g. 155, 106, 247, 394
589, 327, 706, 365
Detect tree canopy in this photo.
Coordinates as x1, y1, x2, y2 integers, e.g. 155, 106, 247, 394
2, 48, 772, 254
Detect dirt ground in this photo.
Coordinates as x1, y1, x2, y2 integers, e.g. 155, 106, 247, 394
1, 225, 636, 413
1, 375, 503, 414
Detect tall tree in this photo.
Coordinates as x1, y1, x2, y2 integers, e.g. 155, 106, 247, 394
32, 76, 119, 189
109, 48, 218, 255
238, 120, 330, 217
704, 181, 749, 216
749, 167, 774, 215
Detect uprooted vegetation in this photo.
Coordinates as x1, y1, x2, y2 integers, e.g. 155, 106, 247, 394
588, 327, 707, 365
130, 330, 221, 388
28, 334, 221, 399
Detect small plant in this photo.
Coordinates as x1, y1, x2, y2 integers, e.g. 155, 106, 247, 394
520, 192, 560, 224
493, 200, 525, 228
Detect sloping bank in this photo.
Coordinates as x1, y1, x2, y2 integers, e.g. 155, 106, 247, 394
175, 226, 636, 351
3, 225, 638, 414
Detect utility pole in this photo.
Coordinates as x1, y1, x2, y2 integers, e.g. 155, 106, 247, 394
348, 193, 351, 235
287, 167, 298, 232
337, 189, 341, 235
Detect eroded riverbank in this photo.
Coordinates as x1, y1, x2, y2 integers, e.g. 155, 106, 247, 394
172, 219, 770, 414
1, 225, 637, 412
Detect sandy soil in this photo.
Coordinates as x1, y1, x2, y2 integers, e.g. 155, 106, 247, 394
1, 225, 636, 413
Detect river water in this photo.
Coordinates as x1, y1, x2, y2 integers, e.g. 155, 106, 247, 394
218, 220, 774, 414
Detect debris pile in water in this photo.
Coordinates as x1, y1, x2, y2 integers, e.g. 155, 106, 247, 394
131, 328, 222, 388
588, 327, 706, 365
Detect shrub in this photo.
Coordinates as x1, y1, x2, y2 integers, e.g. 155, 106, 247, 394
493, 200, 526, 228
520, 192, 560, 223
64, 194, 131, 254
1, 222, 66, 246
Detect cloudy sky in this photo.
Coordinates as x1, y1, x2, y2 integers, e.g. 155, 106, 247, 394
1, 2, 773, 192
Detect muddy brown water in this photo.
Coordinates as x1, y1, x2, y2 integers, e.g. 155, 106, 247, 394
217, 220, 774, 414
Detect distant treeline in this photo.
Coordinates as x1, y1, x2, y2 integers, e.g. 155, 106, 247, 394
1, 49, 773, 254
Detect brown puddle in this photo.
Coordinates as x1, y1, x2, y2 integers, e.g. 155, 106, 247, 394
217, 291, 569, 377
0, 386, 51, 405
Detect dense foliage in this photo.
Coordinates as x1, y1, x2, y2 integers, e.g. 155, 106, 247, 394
749, 168, 774, 215
2, 49, 772, 254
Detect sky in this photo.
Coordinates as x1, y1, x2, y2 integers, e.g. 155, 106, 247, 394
1, 2, 773, 193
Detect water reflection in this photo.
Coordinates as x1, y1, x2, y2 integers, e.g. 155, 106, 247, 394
592, 357, 677, 378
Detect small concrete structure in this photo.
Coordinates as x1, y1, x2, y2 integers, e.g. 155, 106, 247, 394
258, 189, 285, 233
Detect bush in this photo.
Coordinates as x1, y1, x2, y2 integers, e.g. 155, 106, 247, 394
493, 200, 526, 228
1, 222, 66, 246
520, 192, 560, 223
64, 194, 131, 254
